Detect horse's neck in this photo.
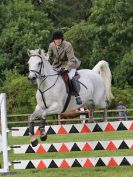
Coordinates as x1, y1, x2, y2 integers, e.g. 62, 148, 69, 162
37, 60, 58, 89
43, 60, 56, 75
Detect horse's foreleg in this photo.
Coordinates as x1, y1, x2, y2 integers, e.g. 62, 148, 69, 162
28, 108, 44, 147
42, 103, 61, 117
39, 118, 47, 141
38, 103, 61, 142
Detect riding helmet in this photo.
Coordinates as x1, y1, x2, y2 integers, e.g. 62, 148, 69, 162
52, 30, 64, 41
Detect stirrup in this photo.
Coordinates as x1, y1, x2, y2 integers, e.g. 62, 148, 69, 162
76, 96, 82, 105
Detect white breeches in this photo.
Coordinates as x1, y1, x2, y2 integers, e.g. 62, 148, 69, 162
68, 69, 76, 79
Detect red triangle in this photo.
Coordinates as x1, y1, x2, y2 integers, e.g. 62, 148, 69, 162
106, 141, 117, 150
82, 142, 93, 151
59, 143, 69, 152
36, 145, 46, 153
83, 159, 94, 167
108, 158, 118, 166
60, 160, 70, 168
105, 123, 115, 131
37, 160, 47, 168
35, 128, 40, 135
81, 124, 91, 133
130, 145, 133, 149
129, 122, 133, 130
57, 126, 68, 134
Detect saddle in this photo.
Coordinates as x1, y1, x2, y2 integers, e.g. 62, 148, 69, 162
61, 71, 80, 113
61, 71, 80, 94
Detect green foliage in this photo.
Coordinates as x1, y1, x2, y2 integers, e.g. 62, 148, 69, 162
0, 0, 133, 113
114, 47, 133, 87
39, 0, 91, 28
0, 69, 36, 116
0, 0, 53, 74
65, 0, 133, 87
111, 86, 133, 108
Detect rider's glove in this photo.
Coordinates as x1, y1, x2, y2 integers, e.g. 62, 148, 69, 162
59, 68, 68, 75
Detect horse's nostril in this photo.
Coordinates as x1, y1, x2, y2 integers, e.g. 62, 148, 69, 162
28, 76, 36, 80
32, 77, 36, 80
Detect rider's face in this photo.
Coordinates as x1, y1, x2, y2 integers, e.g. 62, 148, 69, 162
54, 38, 62, 46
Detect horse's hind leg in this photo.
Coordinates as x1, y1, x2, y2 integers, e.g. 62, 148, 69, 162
89, 107, 95, 123
39, 118, 47, 141
103, 108, 108, 122
103, 100, 109, 122
87, 102, 95, 123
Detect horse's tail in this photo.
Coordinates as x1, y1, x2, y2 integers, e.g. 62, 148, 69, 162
92, 60, 114, 101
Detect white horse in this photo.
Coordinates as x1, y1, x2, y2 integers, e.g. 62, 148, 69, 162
27, 49, 113, 146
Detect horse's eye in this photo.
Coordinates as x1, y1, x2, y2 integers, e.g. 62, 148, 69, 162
38, 62, 41, 66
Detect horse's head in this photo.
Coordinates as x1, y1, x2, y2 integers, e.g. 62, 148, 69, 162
27, 49, 49, 84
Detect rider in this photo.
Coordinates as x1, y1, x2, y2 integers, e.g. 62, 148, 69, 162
48, 30, 82, 105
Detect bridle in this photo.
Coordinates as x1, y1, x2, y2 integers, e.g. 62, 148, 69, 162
29, 54, 59, 108
29, 54, 45, 78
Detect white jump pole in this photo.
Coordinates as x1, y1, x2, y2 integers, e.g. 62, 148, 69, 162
0, 93, 10, 173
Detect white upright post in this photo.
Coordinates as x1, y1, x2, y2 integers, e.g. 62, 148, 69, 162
0, 93, 10, 173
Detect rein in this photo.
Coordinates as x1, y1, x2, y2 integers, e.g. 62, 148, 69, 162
29, 54, 59, 109
38, 74, 60, 108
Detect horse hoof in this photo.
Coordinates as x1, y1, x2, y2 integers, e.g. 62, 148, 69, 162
31, 139, 38, 147
40, 134, 47, 141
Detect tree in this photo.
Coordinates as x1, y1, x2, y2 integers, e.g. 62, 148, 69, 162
33, 0, 92, 28
0, 0, 53, 76
114, 47, 133, 87
0, 69, 36, 115
65, 0, 133, 87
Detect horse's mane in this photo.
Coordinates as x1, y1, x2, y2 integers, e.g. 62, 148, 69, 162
28, 49, 49, 60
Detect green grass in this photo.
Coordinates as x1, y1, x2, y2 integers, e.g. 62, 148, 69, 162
9, 130, 133, 144
1, 130, 133, 177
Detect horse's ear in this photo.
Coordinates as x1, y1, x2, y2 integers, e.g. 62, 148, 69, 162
38, 48, 41, 55
27, 49, 31, 56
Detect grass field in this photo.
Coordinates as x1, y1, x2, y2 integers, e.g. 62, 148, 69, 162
1, 130, 133, 177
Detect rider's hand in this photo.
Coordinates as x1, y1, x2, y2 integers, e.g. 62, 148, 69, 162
59, 68, 68, 75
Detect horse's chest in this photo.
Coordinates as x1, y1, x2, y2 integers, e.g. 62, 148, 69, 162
36, 91, 57, 107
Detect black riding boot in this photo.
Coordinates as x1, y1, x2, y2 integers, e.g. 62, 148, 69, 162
71, 77, 82, 105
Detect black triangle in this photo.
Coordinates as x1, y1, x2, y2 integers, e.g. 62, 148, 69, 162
92, 124, 103, 132
25, 145, 35, 153
95, 158, 106, 166
117, 122, 127, 131
71, 143, 81, 151
69, 125, 79, 133
48, 144, 58, 152
118, 141, 129, 149
23, 128, 29, 136
72, 159, 82, 167
48, 160, 58, 168
47, 126, 56, 134
26, 161, 35, 169
94, 142, 104, 150
120, 157, 131, 166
